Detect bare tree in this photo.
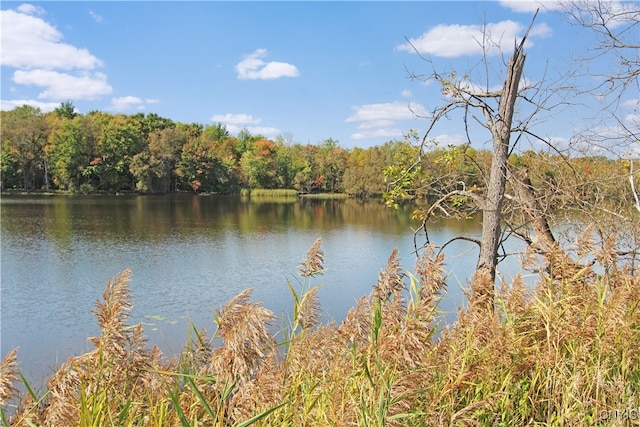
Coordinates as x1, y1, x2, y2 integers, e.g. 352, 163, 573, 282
561, 0, 639, 208
396, 14, 558, 289
388, 10, 639, 308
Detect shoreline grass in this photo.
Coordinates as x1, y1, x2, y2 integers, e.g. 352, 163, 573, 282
298, 192, 349, 200
240, 189, 298, 197
2, 237, 639, 426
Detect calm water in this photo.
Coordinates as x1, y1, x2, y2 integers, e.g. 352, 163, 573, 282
1, 194, 512, 385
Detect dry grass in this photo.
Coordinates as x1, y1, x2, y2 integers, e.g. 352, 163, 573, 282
2, 236, 639, 426
0, 349, 19, 407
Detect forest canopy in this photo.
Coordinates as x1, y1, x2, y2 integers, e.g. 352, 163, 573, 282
0, 103, 636, 210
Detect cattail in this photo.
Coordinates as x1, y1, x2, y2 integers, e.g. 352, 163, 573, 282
298, 238, 324, 278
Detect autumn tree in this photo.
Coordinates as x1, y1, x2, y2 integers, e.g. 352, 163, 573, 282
130, 127, 186, 193
240, 138, 280, 189
86, 112, 145, 191
176, 123, 240, 193
0, 105, 49, 190
343, 140, 417, 198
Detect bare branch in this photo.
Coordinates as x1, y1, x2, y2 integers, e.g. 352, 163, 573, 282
630, 159, 640, 213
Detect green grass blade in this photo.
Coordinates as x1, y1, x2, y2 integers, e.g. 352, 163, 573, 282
168, 385, 190, 427
18, 372, 38, 402
234, 402, 287, 427
1, 408, 10, 427
185, 376, 217, 421
117, 398, 133, 425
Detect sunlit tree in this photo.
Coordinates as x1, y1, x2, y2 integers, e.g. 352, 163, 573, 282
0, 105, 49, 190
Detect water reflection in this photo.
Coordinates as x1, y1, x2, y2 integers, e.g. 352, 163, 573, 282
1, 194, 493, 386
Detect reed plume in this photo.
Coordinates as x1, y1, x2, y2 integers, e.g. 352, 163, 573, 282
0, 348, 19, 407
209, 288, 276, 384
90, 268, 135, 355
229, 348, 284, 421
374, 248, 405, 304
296, 285, 321, 330
297, 237, 324, 278
414, 244, 447, 313
41, 269, 164, 426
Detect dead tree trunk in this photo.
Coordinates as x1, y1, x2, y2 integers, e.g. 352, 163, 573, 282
475, 42, 526, 288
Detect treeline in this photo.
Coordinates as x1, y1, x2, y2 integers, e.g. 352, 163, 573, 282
0, 103, 633, 205
0, 103, 410, 196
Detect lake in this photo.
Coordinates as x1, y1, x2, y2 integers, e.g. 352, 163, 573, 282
1, 194, 521, 386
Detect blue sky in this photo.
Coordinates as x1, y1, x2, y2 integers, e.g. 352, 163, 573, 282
1, 1, 637, 150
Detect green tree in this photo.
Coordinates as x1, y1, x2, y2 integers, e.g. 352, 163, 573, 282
343, 146, 387, 198
343, 141, 417, 198
291, 144, 320, 193
0, 105, 49, 190
132, 112, 175, 140
176, 124, 237, 193
87, 112, 145, 191
273, 136, 296, 189
315, 138, 348, 192
130, 127, 186, 193
53, 101, 78, 120
47, 114, 97, 191
240, 138, 279, 189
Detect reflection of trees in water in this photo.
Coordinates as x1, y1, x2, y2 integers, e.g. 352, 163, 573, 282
1, 195, 487, 249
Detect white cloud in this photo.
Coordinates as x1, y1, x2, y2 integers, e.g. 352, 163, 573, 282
225, 124, 280, 137
0, 99, 59, 112
0, 7, 103, 70
624, 113, 639, 126
88, 10, 103, 23
16, 3, 46, 16
499, 0, 564, 13
235, 49, 300, 80
351, 128, 403, 140
13, 69, 112, 100
397, 20, 552, 58
401, 89, 412, 98
433, 133, 468, 146
213, 113, 279, 136
356, 119, 396, 129
347, 101, 426, 124
0, 4, 116, 108
245, 126, 280, 137
212, 113, 261, 124
107, 96, 157, 112
347, 101, 428, 140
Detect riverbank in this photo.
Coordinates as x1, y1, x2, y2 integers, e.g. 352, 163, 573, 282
1, 188, 354, 200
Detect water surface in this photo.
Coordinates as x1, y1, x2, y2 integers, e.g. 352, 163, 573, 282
1, 194, 498, 385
